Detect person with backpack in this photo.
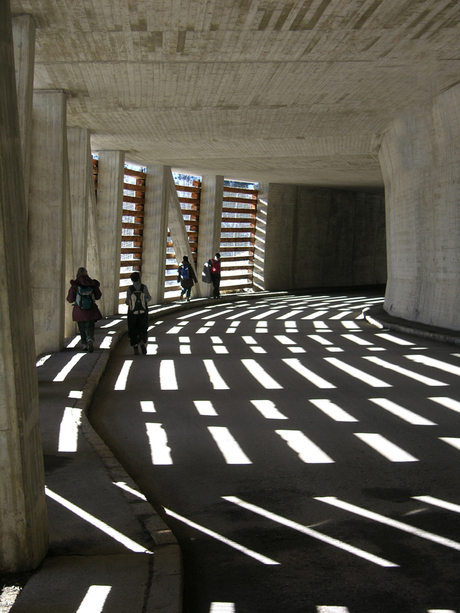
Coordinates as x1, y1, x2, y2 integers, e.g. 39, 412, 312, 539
177, 255, 197, 302
67, 267, 102, 353
125, 271, 151, 354
210, 252, 221, 299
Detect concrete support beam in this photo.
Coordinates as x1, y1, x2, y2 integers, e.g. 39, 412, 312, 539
263, 184, 386, 291
167, 170, 200, 297
380, 84, 460, 330
253, 182, 268, 291
29, 89, 71, 355
0, 0, 48, 572
96, 150, 125, 316
197, 175, 224, 296
142, 166, 169, 305
12, 14, 35, 214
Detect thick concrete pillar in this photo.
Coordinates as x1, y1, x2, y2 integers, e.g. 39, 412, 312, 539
0, 0, 48, 571
379, 84, 460, 330
142, 166, 169, 304
253, 182, 269, 291
29, 90, 71, 354
96, 151, 125, 316
197, 175, 224, 296
12, 14, 35, 214
167, 170, 200, 297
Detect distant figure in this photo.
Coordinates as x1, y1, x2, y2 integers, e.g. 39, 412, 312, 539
178, 255, 197, 302
125, 272, 151, 355
210, 253, 221, 299
67, 267, 102, 353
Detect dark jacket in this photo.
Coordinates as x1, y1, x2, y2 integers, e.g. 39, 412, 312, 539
177, 261, 198, 288
211, 258, 221, 275
67, 275, 102, 322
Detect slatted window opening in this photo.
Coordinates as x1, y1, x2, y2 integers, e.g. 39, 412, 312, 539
119, 165, 146, 305
220, 181, 258, 293
164, 174, 201, 301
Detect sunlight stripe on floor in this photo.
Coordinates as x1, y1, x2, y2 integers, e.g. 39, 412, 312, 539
276, 430, 334, 463
302, 311, 329, 319
369, 398, 436, 425
208, 427, 252, 464
413, 495, 460, 515
45, 487, 152, 553
283, 358, 336, 389
439, 437, 460, 451
203, 360, 230, 389
376, 333, 415, 346
277, 310, 304, 320
140, 401, 156, 413
76, 586, 112, 613
194, 400, 218, 416
317, 608, 350, 613
160, 360, 178, 390
114, 360, 133, 390
58, 408, 82, 452
250, 400, 288, 419
341, 321, 361, 330
342, 334, 374, 346
428, 396, 460, 414
316, 496, 460, 552
313, 321, 332, 332
164, 507, 278, 565
241, 359, 283, 389
307, 334, 334, 346
364, 357, 448, 386
223, 496, 397, 568
324, 357, 391, 387
405, 355, 460, 377
329, 311, 352, 319
146, 423, 173, 464
210, 604, 235, 613
53, 353, 86, 382
354, 433, 418, 462
251, 310, 280, 320
226, 309, 257, 319
309, 399, 358, 422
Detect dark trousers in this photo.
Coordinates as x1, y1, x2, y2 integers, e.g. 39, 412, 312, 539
211, 273, 221, 298
127, 311, 148, 346
77, 320, 95, 346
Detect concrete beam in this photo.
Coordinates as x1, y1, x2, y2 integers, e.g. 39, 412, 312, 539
196, 175, 224, 297
142, 165, 169, 305
0, 0, 48, 572
12, 14, 35, 215
96, 150, 125, 316
253, 183, 268, 291
29, 89, 70, 354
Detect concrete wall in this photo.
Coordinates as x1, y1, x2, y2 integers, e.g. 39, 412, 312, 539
263, 184, 386, 291
380, 83, 460, 330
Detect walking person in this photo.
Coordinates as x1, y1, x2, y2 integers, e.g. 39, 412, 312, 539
210, 252, 221, 299
67, 267, 102, 353
126, 271, 151, 355
178, 255, 197, 302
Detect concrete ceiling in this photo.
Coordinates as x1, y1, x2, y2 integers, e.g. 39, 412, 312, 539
10, 0, 460, 188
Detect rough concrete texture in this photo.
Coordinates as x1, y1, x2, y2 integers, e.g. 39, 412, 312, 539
9, 0, 460, 188
380, 82, 460, 331
263, 184, 386, 290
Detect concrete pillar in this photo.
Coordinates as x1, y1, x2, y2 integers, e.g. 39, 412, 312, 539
12, 14, 35, 214
167, 170, 201, 297
197, 175, 224, 297
379, 84, 460, 330
29, 90, 71, 355
0, 0, 48, 571
96, 150, 125, 316
253, 182, 269, 291
142, 165, 169, 304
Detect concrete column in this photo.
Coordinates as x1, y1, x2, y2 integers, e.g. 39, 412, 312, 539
29, 90, 70, 355
142, 165, 169, 304
379, 84, 460, 330
197, 175, 224, 297
167, 170, 201, 297
0, 0, 48, 571
96, 150, 125, 316
12, 14, 35, 214
253, 182, 269, 291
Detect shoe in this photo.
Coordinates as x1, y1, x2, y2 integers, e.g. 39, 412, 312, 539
87, 339, 94, 353
82, 345, 88, 352
187, 297, 190, 302
133, 345, 139, 355
140, 341, 147, 355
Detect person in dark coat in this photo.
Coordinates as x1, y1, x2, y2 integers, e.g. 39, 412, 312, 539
66, 267, 102, 352
177, 255, 197, 302
210, 252, 221, 298
125, 271, 151, 354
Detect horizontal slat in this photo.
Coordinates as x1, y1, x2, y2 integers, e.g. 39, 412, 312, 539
121, 247, 142, 254
123, 195, 145, 205
223, 196, 257, 205
179, 197, 200, 205
124, 168, 146, 179
175, 184, 200, 194
124, 182, 145, 193
122, 222, 144, 231
223, 186, 257, 196
220, 237, 255, 244
222, 206, 256, 214
120, 259, 142, 267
